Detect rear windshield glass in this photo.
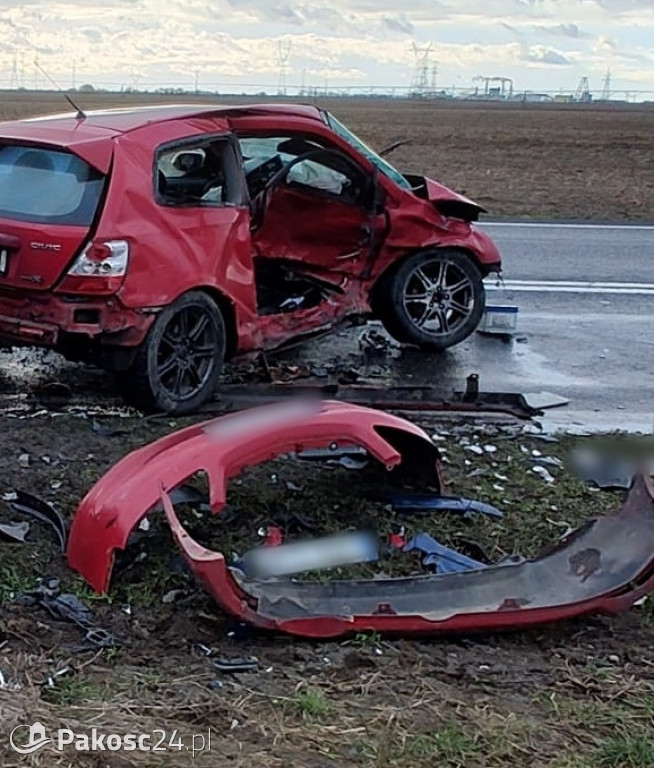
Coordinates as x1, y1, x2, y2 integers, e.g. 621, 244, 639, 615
0, 146, 104, 226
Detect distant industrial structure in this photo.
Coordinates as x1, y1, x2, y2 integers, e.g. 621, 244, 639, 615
0, 45, 649, 103
409, 43, 438, 98
471, 76, 514, 100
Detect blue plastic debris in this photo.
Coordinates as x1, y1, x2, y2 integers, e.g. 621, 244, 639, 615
404, 533, 487, 574
380, 491, 503, 519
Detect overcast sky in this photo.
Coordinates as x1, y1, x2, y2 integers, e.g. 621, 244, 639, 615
1, 0, 653, 96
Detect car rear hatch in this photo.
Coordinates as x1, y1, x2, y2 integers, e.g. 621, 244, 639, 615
0, 144, 105, 291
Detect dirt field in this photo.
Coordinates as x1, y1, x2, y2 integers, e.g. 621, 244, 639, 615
1, 89, 654, 220
1, 404, 653, 768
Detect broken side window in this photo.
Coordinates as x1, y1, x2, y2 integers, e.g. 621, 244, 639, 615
238, 135, 365, 205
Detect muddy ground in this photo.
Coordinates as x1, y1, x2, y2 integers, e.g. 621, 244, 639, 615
1, 91, 654, 221
1, 403, 653, 767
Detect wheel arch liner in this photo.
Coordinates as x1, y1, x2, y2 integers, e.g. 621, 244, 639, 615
162, 472, 654, 638
67, 400, 442, 594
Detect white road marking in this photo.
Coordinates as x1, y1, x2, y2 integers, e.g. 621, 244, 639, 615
486, 279, 654, 295
480, 221, 654, 231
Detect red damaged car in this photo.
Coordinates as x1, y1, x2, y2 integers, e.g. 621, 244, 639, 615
0, 103, 501, 413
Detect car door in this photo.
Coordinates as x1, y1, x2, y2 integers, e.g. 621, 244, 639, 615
240, 134, 377, 277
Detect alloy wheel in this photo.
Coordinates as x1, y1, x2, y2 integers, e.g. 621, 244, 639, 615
402, 257, 476, 336
156, 306, 218, 401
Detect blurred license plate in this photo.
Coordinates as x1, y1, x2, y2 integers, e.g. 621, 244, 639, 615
0, 249, 7, 276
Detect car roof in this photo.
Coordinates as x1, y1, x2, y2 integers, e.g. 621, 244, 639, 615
0, 102, 326, 174
8, 103, 325, 135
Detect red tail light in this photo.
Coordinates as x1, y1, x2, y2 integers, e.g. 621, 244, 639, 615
57, 240, 129, 295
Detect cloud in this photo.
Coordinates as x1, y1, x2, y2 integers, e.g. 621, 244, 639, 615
382, 14, 413, 35
0, 0, 653, 96
521, 45, 572, 65
535, 23, 590, 39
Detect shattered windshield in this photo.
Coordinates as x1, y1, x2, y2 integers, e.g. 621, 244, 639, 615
325, 112, 412, 190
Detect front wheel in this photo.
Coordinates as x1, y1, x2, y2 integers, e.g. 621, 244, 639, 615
118, 291, 226, 414
374, 249, 485, 350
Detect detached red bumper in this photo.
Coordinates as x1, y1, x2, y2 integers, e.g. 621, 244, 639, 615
164, 473, 654, 638
67, 400, 654, 638
67, 400, 442, 594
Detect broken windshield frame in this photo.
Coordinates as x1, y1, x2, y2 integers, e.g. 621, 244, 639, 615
324, 112, 413, 191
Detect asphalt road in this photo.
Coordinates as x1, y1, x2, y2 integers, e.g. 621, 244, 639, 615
288, 222, 654, 432
467, 222, 653, 431
1, 222, 652, 432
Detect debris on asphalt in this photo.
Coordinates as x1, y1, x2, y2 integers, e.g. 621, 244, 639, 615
477, 304, 519, 336
358, 328, 396, 354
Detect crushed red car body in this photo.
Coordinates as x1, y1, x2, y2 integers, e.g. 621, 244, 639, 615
0, 103, 501, 413
67, 401, 654, 639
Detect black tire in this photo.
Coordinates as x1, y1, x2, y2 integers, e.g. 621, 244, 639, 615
118, 291, 226, 414
373, 249, 485, 350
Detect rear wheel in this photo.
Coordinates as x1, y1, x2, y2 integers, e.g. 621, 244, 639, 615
374, 249, 485, 350
119, 291, 225, 414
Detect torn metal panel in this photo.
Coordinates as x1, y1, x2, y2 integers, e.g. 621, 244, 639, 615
218, 382, 542, 420
67, 400, 442, 593
164, 473, 654, 638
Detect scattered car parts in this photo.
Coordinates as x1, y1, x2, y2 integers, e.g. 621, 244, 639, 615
405, 533, 487, 574
15, 578, 119, 650
67, 400, 654, 639
218, 378, 543, 420
0, 521, 30, 543
379, 490, 503, 519
4, 490, 67, 551
163, 472, 654, 638
67, 400, 442, 593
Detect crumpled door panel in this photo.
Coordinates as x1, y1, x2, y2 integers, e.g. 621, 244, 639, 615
253, 184, 370, 273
